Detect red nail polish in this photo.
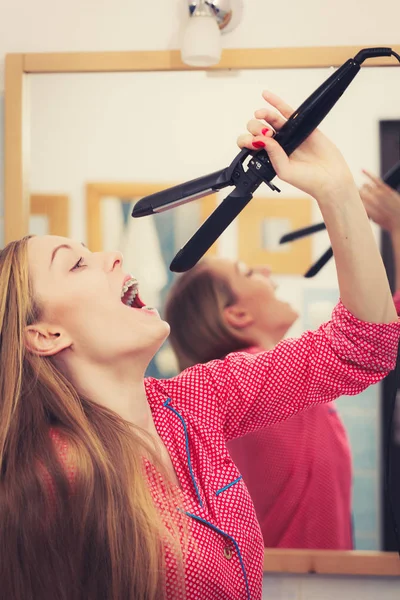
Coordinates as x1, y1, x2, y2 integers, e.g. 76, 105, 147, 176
252, 140, 266, 149
262, 128, 269, 136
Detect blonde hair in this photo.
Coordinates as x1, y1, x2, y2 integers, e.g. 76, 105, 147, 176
0, 236, 185, 600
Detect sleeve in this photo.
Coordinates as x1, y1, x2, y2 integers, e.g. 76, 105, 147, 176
175, 300, 400, 442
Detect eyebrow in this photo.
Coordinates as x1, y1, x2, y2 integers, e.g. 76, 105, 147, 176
50, 243, 86, 267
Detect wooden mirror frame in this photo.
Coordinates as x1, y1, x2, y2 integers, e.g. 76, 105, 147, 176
85, 181, 218, 254
30, 194, 69, 237
4, 45, 400, 577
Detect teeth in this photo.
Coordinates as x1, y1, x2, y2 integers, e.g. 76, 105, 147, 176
121, 276, 138, 298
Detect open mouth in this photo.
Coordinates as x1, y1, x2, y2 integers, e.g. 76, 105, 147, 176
121, 277, 145, 309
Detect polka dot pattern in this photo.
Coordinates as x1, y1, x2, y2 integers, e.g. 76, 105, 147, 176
45, 302, 399, 599
143, 301, 400, 599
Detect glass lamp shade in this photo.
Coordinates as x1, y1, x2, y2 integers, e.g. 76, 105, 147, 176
181, 14, 222, 67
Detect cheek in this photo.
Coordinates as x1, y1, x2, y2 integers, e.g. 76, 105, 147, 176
250, 282, 275, 305
40, 288, 100, 329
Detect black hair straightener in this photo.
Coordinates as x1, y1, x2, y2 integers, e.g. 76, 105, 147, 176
280, 160, 400, 278
132, 47, 400, 273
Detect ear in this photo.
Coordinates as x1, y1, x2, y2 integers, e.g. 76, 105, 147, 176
24, 323, 72, 356
223, 304, 255, 331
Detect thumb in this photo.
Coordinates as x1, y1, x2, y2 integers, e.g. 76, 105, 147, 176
263, 138, 290, 179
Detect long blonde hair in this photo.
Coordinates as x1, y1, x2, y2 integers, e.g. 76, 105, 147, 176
0, 237, 184, 600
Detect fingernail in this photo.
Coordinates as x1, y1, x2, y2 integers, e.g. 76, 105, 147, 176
262, 128, 269, 136
252, 140, 266, 149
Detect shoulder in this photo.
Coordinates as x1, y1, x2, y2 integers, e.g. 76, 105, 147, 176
145, 359, 227, 419
145, 350, 263, 412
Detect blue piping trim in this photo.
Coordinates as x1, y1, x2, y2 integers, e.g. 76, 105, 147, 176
215, 476, 243, 497
185, 511, 251, 600
163, 398, 203, 508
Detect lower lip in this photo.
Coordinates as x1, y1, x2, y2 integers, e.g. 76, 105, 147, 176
132, 306, 159, 317
143, 307, 159, 316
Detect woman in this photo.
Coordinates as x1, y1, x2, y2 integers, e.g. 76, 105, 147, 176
0, 91, 399, 600
165, 257, 355, 550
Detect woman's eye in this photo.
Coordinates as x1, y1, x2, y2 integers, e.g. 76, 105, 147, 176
71, 257, 85, 271
246, 269, 254, 277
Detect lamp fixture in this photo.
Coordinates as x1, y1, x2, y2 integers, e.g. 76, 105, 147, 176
181, 0, 242, 67
189, 1, 233, 30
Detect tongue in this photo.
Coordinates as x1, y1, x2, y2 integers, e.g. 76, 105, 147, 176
133, 294, 145, 309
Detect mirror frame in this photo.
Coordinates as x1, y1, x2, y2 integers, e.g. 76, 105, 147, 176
30, 193, 69, 237
85, 181, 218, 253
4, 45, 400, 577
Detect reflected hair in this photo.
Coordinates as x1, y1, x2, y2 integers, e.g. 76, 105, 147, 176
165, 261, 249, 371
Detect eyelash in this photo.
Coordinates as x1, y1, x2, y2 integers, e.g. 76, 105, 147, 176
246, 269, 254, 277
71, 257, 85, 271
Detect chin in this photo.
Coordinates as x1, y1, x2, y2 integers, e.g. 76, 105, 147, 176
161, 319, 171, 338
152, 319, 171, 347
281, 306, 299, 333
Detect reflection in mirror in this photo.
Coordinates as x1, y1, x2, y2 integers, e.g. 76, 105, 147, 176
29, 66, 400, 553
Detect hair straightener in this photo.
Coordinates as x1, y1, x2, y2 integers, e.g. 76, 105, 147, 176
132, 46, 400, 274
280, 160, 400, 277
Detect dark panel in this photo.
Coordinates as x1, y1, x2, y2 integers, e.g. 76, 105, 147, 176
379, 120, 400, 551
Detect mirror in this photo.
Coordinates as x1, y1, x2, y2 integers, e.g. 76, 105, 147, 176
6, 51, 400, 570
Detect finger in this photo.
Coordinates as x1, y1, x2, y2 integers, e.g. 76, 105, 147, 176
254, 108, 285, 131
359, 188, 377, 206
237, 133, 265, 150
262, 90, 295, 120
237, 133, 273, 151
236, 135, 290, 176
246, 119, 275, 137
259, 137, 290, 176
360, 193, 375, 209
366, 206, 382, 224
362, 169, 386, 189
361, 183, 379, 196
361, 193, 381, 217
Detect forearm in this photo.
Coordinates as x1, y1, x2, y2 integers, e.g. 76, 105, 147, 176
316, 183, 397, 324
391, 228, 400, 292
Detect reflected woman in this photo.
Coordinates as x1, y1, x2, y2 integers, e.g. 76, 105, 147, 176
165, 257, 355, 550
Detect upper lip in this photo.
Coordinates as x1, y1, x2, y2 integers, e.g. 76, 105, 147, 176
122, 274, 134, 288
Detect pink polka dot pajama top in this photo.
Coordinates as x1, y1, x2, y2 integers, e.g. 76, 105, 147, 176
143, 301, 400, 599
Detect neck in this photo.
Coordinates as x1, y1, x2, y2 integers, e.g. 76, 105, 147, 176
248, 325, 291, 351
61, 355, 153, 429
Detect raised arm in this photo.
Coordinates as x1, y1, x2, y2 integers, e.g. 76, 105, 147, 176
360, 169, 400, 298
238, 91, 397, 324
166, 300, 400, 441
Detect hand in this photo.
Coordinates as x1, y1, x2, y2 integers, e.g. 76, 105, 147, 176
237, 91, 356, 200
360, 170, 400, 232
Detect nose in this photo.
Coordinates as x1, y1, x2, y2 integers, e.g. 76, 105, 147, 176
105, 250, 123, 271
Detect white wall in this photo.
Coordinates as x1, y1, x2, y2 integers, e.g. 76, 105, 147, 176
1, 0, 400, 89
1, 0, 400, 596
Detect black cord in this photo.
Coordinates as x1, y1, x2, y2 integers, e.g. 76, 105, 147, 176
391, 50, 400, 63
